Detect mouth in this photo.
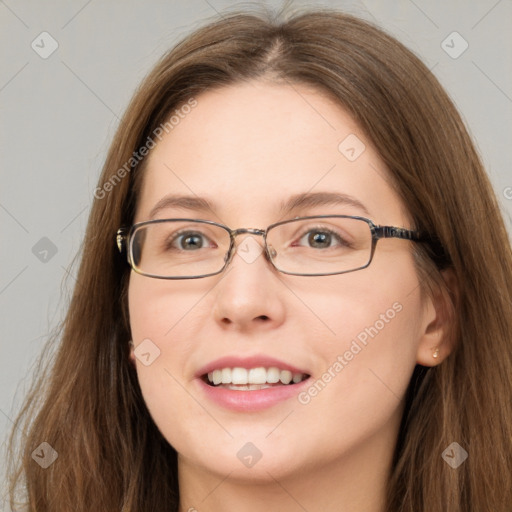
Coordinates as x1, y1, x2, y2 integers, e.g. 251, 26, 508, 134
202, 366, 311, 390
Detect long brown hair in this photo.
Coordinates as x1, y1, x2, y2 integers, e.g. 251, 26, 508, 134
7, 6, 512, 511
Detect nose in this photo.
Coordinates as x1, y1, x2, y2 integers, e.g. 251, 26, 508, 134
212, 233, 286, 332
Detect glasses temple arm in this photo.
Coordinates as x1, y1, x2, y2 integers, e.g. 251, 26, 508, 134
375, 226, 450, 267
375, 226, 425, 241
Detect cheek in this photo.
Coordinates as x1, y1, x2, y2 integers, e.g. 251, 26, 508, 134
128, 273, 208, 394
127, 274, 207, 443
128, 272, 208, 341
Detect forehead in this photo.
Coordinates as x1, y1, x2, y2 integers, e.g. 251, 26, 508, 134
135, 81, 408, 226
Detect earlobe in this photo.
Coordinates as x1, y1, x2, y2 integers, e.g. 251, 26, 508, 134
416, 268, 458, 367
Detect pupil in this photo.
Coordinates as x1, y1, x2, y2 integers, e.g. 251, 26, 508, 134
309, 232, 330, 248
182, 234, 202, 249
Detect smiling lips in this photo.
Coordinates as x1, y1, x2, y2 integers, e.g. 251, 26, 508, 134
206, 366, 308, 390
197, 355, 311, 392
196, 356, 312, 411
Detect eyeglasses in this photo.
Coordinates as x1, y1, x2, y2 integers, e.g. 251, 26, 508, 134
116, 215, 428, 279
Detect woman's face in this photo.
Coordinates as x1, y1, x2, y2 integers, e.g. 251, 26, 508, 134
128, 81, 437, 482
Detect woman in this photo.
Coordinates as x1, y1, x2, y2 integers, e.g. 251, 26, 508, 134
7, 6, 512, 512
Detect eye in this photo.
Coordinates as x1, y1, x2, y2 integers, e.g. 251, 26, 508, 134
295, 228, 349, 249
168, 230, 213, 251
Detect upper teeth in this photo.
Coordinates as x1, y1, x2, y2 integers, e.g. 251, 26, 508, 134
207, 367, 306, 386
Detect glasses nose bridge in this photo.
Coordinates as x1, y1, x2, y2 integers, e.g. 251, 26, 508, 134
229, 227, 267, 252
230, 227, 266, 240
225, 227, 271, 267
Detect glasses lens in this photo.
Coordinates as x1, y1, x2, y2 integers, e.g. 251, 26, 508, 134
131, 220, 231, 278
267, 216, 373, 275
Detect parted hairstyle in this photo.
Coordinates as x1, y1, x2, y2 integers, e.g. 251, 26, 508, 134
7, 5, 512, 511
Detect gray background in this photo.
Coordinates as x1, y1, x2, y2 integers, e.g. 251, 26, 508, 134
1, 0, 511, 505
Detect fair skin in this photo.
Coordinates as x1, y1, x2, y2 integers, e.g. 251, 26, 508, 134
128, 81, 452, 512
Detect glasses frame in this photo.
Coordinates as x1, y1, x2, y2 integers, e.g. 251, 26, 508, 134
116, 215, 429, 279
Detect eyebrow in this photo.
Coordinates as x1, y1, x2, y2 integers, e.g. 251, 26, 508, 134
148, 191, 371, 219
279, 191, 371, 217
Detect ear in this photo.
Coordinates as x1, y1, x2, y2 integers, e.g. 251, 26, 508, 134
416, 268, 459, 366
